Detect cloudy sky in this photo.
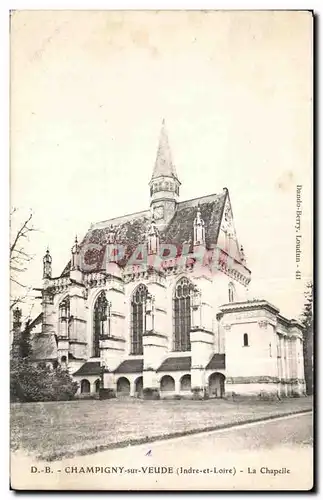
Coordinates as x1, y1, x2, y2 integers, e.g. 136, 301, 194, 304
10, 10, 312, 320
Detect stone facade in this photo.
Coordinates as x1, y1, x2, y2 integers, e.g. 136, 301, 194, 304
31, 122, 306, 399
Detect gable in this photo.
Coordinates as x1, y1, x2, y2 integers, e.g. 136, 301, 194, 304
217, 193, 243, 263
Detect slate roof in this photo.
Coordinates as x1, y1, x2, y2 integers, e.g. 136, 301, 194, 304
61, 190, 227, 276
28, 313, 42, 330
157, 356, 191, 372
114, 359, 144, 373
73, 361, 101, 376
205, 353, 226, 370
161, 192, 226, 249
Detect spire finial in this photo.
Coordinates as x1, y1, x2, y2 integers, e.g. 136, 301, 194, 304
72, 235, 79, 254
44, 247, 51, 260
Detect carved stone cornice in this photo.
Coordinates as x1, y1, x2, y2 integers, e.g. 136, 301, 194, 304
258, 320, 269, 329
46, 277, 71, 295
122, 268, 166, 287
83, 272, 106, 288
220, 300, 280, 316
226, 376, 279, 384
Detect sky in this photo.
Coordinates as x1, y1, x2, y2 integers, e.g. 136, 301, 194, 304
10, 10, 313, 321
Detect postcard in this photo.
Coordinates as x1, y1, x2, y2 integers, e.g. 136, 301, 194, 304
10, 10, 313, 491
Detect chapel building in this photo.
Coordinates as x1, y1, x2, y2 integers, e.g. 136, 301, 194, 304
32, 122, 306, 399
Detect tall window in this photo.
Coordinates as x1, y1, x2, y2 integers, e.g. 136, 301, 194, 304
173, 278, 192, 351
243, 333, 249, 347
131, 284, 147, 355
93, 291, 109, 357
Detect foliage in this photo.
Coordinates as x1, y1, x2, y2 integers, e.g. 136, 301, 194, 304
257, 391, 280, 401
142, 388, 160, 400
99, 388, 116, 400
300, 281, 314, 395
13, 319, 33, 360
10, 359, 78, 402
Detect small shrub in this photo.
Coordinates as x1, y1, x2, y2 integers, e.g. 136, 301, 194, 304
191, 387, 204, 400
99, 388, 116, 400
143, 388, 160, 400
257, 390, 279, 401
162, 394, 182, 400
76, 393, 99, 400
10, 359, 78, 403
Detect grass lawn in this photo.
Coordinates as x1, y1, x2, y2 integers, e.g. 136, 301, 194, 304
11, 396, 313, 461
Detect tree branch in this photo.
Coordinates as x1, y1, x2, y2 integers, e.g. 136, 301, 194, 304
10, 212, 33, 255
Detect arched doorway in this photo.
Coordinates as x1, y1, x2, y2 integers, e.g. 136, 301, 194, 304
134, 376, 143, 398
116, 377, 131, 396
160, 375, 175, 392
208, 372, 225, 398
180, 374, 191, 391
80, 379, 90, 394
94, 379, 101, 393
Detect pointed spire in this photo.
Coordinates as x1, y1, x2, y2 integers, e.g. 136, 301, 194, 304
71, 235, 80, 270
151, 120, 179, 181
72, 235, 79, 253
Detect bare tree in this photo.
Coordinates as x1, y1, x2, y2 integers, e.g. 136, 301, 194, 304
10, 208, 37, 309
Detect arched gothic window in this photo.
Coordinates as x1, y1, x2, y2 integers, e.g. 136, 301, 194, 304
59, 297, 70, 337
173, 278, 192, 352
243, 333, 249, 347
131, 284, 147, 355
93, 291, 110, 357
